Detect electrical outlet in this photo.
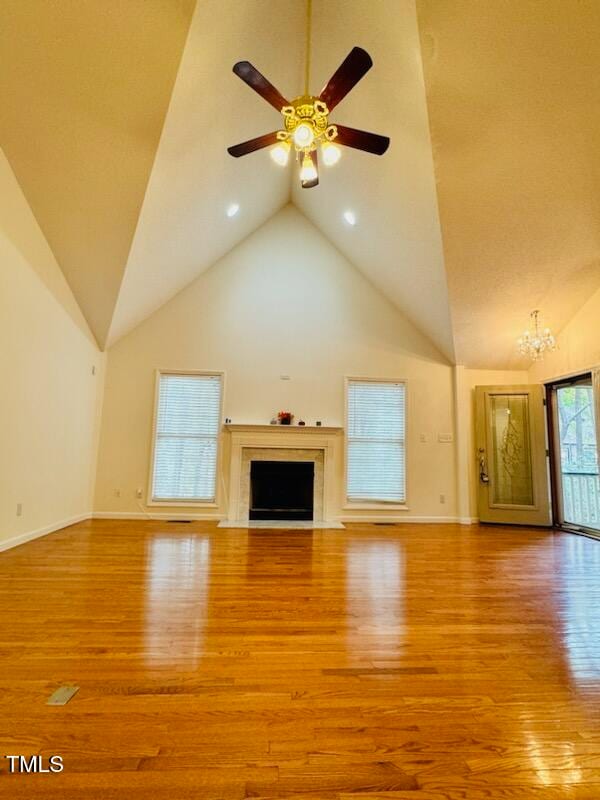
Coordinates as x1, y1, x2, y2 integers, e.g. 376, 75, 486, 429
16, 503, 22, 517
136, 489, 143, 499
114, 489, 121, 498
438, 433, 454, 443
419, 433, 429, 443
439, 494, 446, 504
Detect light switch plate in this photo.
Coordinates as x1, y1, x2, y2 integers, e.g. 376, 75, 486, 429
438, 433, 454, 443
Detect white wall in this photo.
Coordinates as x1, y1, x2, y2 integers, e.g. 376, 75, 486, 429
95, 205, 459, 522
0, 150, 105, 550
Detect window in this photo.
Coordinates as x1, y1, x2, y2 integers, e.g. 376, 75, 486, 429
346, 379, 406, 503
151, 372, 223, 503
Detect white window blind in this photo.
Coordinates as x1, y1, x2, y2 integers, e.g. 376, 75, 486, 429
151, 373, 222, 503
347, 380, 406, 503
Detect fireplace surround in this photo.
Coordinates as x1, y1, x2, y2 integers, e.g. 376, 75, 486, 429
223, 424, 342, 525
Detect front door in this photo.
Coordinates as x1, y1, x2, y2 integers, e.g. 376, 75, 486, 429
475, 384, 551, 526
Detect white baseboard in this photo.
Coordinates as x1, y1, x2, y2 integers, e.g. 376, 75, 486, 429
0, 512, 92, 553
93, 511, 225, 521
0, 511, 479, 554
339, 515, 475, 524
96, 513, 476, 526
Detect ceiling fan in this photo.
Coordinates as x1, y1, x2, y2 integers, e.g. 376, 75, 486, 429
227, 2, 390, 189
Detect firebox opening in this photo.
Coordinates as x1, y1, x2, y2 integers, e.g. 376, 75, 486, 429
249, 460, 314, 520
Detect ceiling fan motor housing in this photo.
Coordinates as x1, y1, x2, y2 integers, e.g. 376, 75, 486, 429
280, 96, 338, 152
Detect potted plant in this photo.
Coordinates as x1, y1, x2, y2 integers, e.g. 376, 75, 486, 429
278, 411, 293, 425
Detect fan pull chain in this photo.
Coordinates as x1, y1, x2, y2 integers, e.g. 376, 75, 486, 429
304, 0, 312, 95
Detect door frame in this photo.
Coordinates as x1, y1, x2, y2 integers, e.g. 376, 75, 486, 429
546, 372, 599, 538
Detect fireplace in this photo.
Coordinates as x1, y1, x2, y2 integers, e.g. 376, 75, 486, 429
224, 427, 342, 526
249, 460, 314, 520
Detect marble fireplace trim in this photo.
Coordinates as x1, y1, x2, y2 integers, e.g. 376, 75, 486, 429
239, 448, 323, 522
225, 427, 340, 523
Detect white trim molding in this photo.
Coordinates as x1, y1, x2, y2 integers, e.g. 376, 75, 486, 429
93, 511, 225, 521
340, 515, 475, 524
344, 375, 408, 507
0, 513, 91, 553
147, 369, 225, 507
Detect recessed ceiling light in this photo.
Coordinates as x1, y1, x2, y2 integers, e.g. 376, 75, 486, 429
343, 210, 356, 226
226, 203, 240, 217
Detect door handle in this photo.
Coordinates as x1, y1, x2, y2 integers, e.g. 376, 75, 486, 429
478, 448, 489, 484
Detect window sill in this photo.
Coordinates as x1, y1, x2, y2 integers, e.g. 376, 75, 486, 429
147, 500, 219, 508
343, 503, 410, 511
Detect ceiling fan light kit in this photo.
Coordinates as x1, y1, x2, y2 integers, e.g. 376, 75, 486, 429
227, 1, 390, 188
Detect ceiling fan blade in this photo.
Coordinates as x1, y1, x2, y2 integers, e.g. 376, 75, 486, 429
301, 149, 319, 189
319, 47, 373, 111
227, 131, 280, 158
233, 61, 289, 111
334, 124, 390, 155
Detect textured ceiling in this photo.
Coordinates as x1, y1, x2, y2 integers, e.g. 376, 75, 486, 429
0, 0, 195, 348
3, 1, 599, 367
417, 0, 600, 368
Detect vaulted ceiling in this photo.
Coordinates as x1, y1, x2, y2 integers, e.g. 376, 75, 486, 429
2, 0, 599, 367
0, 0, 196, 347
417, 0, 600, 367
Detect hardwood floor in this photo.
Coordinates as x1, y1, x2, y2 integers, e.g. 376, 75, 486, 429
1, 520, 599, 798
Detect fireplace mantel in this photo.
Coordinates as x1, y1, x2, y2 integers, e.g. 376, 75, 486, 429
224, 423, 342, 434
224, 424, 342, 524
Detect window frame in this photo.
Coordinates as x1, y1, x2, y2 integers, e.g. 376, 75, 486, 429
343, 376, 409, 509
147, 369, 225, 507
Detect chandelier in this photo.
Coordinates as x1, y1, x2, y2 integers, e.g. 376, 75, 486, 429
517, 309, 557, 361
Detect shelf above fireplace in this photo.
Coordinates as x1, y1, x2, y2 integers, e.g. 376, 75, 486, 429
224, 423, 342, 434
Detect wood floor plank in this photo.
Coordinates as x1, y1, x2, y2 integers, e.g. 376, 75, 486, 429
0, 519, 599, 798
